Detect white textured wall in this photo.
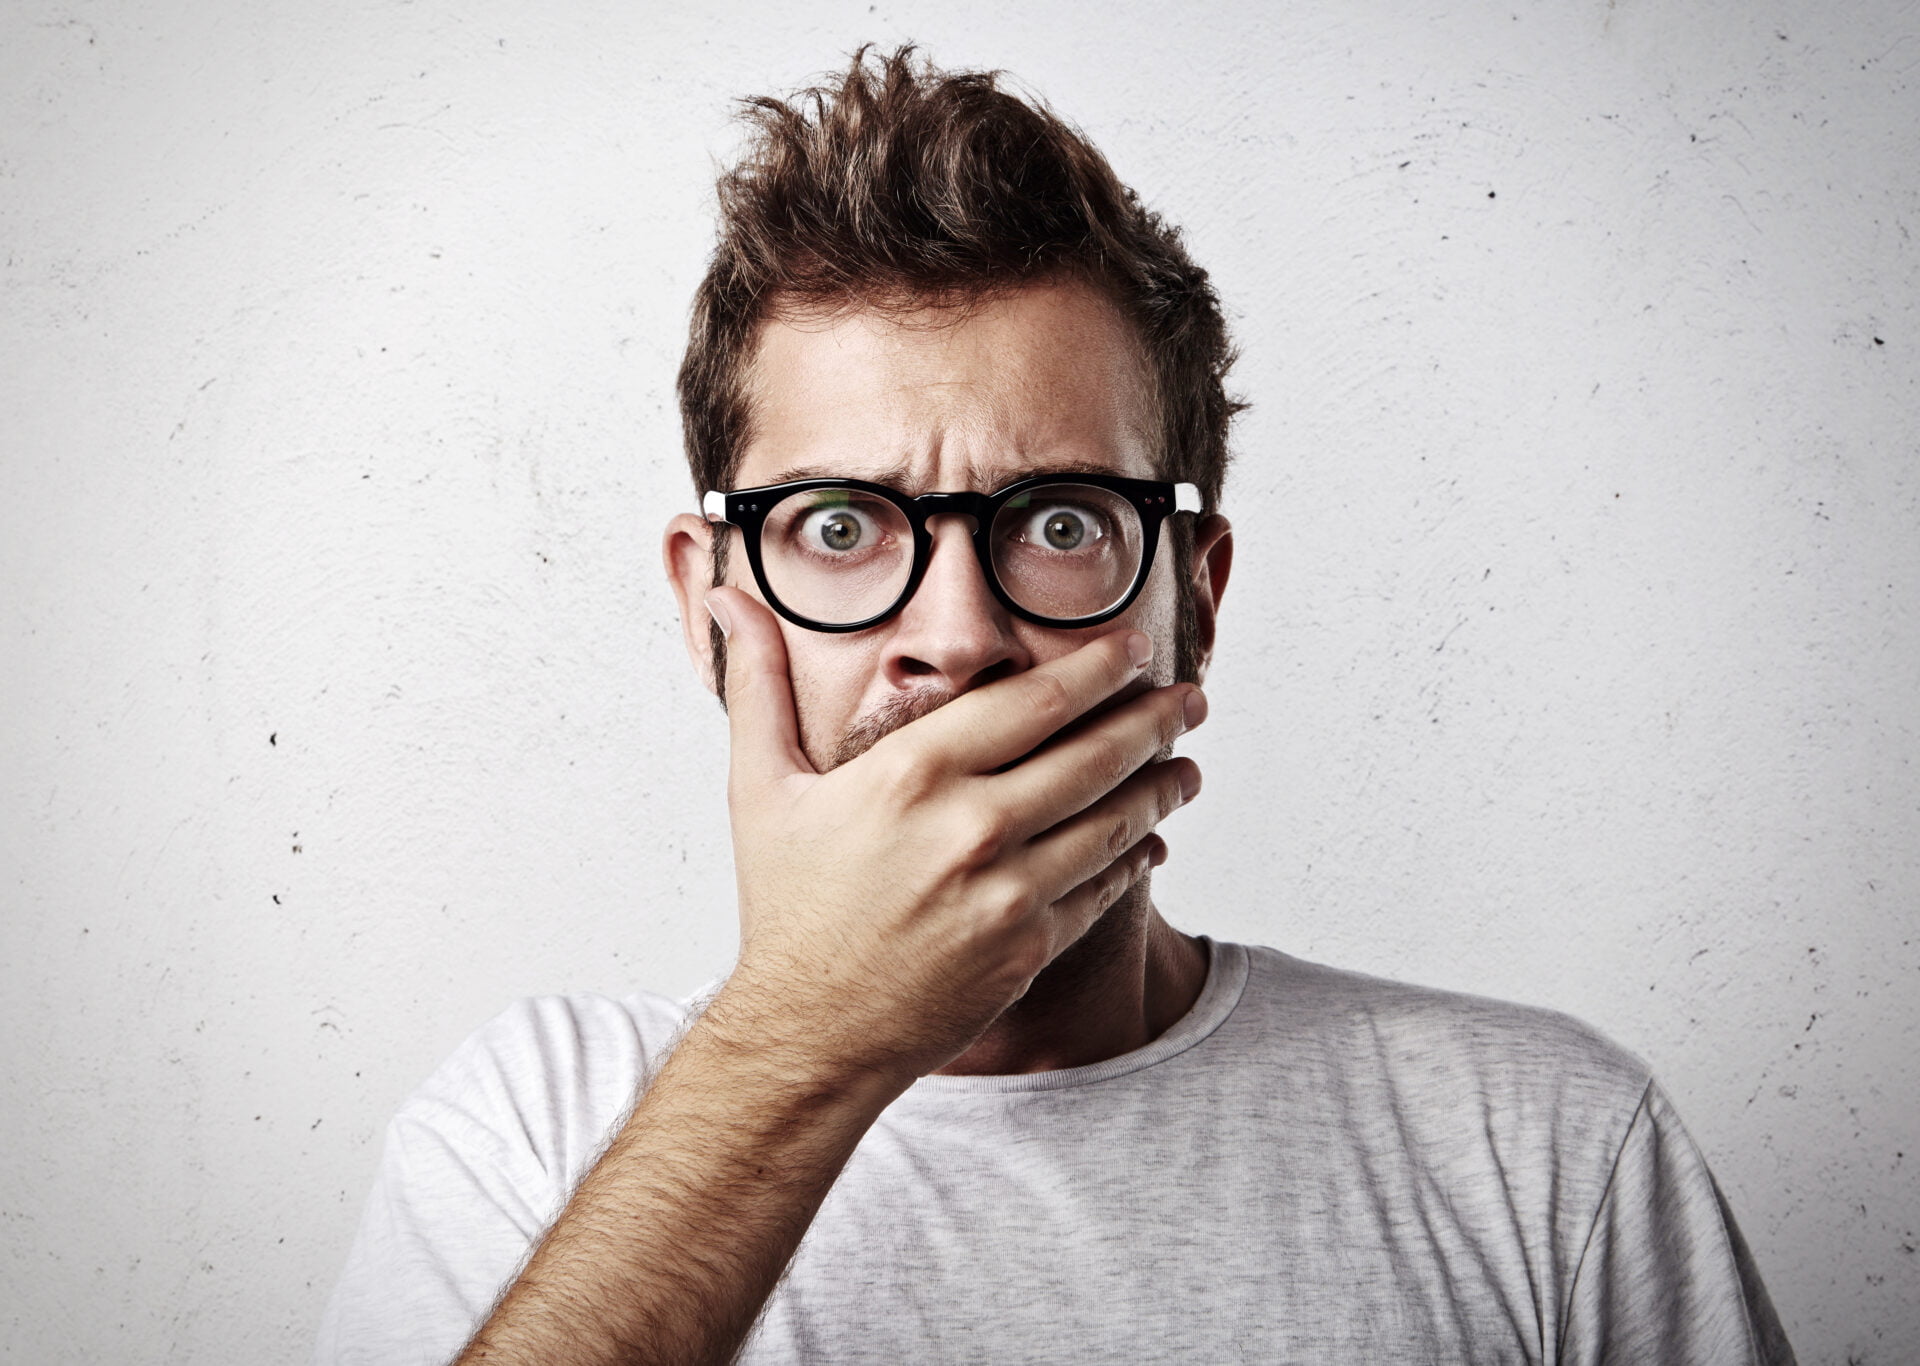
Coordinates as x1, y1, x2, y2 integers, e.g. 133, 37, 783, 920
3, 0, 1915, 1360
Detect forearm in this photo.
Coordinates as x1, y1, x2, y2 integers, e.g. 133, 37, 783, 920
454, 988, 907, 1366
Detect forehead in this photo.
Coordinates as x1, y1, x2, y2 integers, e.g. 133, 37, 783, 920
736, 280, 1158, 493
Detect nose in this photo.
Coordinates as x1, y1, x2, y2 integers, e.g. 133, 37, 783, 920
883, 516, 1030, 694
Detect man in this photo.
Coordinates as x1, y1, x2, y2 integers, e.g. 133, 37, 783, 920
317, 47, 1794, 1364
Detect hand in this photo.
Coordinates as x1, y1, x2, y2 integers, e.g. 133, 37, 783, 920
703, 585, 1206, 1085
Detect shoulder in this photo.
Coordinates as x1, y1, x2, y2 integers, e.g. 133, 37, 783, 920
1202, 945, 1795, 1359
1226, 942, 1654, 1133
428, 989, 698, 1087
1214, 944, 1669, 1264
315, 988, 710, 1362
398, 987, 703, 1190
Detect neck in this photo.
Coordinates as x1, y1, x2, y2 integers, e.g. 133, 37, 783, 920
931, 880, 1209, 1076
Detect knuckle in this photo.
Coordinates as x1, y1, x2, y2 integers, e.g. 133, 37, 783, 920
979, 875, 1034, 932
1105, 811, 1137, 861
1088, 731, 1138, 794
955, 807, 1010, 866
874, 746, 934, 804
1023, 669, 1076, 728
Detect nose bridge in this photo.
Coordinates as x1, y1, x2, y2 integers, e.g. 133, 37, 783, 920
885, 499, 1024, 690
914, 511, 992, 596
910, 489, 995, 590
913, 489, 990, 538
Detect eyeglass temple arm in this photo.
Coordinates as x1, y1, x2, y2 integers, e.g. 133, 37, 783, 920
702, 491, 729, 523
1174, 483, 1202, 514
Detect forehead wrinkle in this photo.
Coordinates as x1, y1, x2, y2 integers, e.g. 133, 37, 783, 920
763, 454, 1136, 495
742, 281, 1160, 492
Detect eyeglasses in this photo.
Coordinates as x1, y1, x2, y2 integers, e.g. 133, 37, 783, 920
703, 472, 1202, 633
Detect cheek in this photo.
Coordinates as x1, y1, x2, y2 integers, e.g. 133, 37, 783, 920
1120, 556, 1184, 687
783, 633, 887, 763
1004, 554, 1183, 685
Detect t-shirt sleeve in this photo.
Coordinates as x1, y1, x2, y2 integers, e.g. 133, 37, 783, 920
1560, 1080, 1796, 1366
311, 995, 664, 1366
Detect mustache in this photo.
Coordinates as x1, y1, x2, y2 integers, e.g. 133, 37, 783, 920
824, 672, 1158, 774
827, 686, 958, 770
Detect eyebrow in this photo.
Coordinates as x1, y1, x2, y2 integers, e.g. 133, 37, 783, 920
761, 456, 1131, 493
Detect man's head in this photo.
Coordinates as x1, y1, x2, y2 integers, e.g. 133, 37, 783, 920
665, 46, 1241, 769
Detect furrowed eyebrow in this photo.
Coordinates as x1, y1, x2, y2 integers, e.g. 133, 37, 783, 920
762, 457, 1131, 493
766, 460, 917, 487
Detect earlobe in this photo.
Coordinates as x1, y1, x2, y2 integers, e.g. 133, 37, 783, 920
1186, 514, 1233, 683
663, 512, 721, 696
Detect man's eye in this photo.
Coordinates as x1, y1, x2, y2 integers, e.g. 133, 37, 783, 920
1015, 504, 1108, 551
801, 506, 879, 553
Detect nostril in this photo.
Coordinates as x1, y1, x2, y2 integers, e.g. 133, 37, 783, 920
899, 657, 937, 676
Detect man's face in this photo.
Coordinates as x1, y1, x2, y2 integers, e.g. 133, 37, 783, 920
666, 279, 1227, 771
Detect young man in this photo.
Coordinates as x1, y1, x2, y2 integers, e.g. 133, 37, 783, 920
317, 48, 1794, 1365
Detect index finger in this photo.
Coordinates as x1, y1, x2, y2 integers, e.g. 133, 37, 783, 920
888, 628, 1156, 775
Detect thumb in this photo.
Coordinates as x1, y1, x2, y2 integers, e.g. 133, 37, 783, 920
708, 585, 813, 784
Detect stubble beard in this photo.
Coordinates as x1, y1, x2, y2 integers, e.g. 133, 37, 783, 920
816, 684, 957, 771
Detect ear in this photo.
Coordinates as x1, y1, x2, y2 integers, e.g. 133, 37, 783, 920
1185, 513, 1233, 684
663, 511, 722, 696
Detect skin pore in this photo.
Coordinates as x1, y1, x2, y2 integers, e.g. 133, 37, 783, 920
665, 279, 1232, 1077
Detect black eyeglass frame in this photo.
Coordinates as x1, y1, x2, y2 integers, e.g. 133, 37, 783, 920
702, 472, 1204, 633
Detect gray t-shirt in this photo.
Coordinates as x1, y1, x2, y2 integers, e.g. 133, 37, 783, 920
315, 939, 1794, 1363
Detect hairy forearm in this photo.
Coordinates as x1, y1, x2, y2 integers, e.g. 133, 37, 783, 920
455, 988, 908, 1366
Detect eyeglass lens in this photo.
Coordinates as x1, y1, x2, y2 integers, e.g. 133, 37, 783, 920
757, 483, 1146, 626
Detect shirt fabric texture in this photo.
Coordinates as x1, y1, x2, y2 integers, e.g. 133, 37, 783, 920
314, 938, 1795, 1364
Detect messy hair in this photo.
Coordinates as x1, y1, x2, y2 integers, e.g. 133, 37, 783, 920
678, 44, 1243, 685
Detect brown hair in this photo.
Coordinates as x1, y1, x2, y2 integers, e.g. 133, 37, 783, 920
678, 45, 1243, 685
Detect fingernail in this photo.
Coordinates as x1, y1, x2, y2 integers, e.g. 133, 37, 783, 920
705, 592, 733, 638
1148, 840, 1169, 868
1178, 765, 1202, 802
1126, 632, 1153, 670
1182, 688, 1208, 731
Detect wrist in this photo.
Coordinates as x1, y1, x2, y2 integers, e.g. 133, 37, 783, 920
696, 978, 916, 1113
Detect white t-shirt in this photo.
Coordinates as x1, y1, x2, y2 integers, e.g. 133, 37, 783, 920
315, 939, 1794, 1364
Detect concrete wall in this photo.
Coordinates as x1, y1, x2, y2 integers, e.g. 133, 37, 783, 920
3, 0, 1914, 1359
